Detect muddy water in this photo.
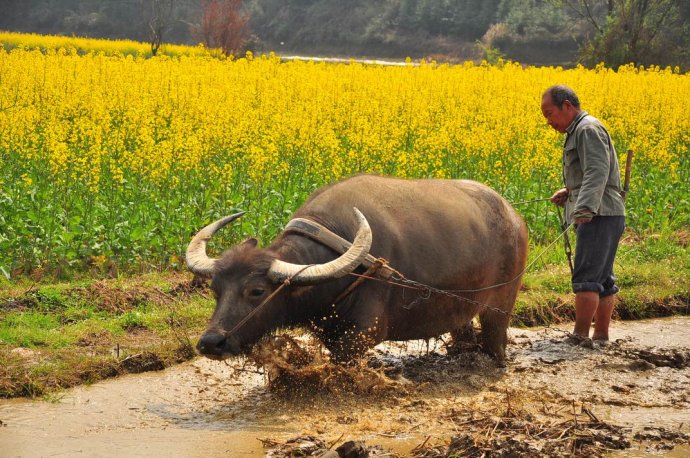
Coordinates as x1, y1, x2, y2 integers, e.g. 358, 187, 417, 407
1, 317, 689, 457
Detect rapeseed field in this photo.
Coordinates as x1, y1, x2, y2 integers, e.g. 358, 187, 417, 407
1, 34, 688, 277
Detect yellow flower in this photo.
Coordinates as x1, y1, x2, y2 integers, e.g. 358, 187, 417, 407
0, 31, 687, 225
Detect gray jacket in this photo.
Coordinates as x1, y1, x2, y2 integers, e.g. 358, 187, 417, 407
563, 111, 626, 224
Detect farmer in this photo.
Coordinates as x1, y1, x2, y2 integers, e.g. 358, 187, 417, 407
541, 85, 625, 344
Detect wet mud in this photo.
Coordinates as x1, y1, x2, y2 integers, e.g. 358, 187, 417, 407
1, 317, 689, 457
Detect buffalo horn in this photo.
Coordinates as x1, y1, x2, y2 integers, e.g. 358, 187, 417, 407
268, 207, 372, 285
186, 211, 246, 277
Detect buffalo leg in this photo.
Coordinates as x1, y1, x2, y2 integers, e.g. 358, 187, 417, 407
478, 307, 510, 367
448, 322, 478, 355
319, 294, 387, 364
321, 332, 374, 364
316, 321, 378, 364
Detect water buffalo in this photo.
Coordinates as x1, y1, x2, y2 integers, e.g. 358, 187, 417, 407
187, 175, 528, 365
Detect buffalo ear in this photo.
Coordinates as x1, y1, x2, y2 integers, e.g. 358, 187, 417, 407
241, 237, 259, 248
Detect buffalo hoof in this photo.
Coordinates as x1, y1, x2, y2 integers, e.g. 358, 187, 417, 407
448, 324, 480, 355
479, 344, 507, 368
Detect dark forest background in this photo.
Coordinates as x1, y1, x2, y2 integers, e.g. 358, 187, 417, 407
1, 0, 689, 68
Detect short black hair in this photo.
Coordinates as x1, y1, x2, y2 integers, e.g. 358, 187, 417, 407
544, 85, 581, 109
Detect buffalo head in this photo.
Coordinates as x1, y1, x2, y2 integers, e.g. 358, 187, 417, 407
186, 208, 372, 360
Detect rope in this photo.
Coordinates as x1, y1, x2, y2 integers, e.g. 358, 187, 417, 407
224, 264, 314, 337
557, 206, 575, 275
400, 222, 574, 294
345, 222, 575, 316
510, 197, 552, 206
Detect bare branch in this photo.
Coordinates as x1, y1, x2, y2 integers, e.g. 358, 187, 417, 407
638, 1, 677, 55
193, 0, 250, 56
556, 0, 605, 32
582, 0, 604, 33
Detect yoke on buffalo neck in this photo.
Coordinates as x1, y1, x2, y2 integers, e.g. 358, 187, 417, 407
284, 218, 395, 280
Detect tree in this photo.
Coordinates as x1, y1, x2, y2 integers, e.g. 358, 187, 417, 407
194, 0, 250, 55
498, 0, 568, 36
556, 0, 690, 67
143, 0, 175, 56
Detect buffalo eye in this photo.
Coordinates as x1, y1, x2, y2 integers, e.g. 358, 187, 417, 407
249, 287, 265, 298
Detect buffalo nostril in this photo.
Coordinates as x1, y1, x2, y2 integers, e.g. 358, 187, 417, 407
196, 332, 227, 355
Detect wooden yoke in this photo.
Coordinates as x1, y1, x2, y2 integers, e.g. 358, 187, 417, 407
285, 218, 396, 279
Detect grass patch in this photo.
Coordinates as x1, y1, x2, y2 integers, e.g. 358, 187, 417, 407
0, 272, 211, 397
0, 312, 67, 348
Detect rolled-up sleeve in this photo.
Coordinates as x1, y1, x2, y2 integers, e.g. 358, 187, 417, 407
574, 124, 610, 217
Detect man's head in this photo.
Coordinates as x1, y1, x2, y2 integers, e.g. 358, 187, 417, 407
541, 85, 581, 133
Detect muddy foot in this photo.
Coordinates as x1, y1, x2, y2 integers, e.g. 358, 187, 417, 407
593, 339, 610, 350
563, 334, 594, 348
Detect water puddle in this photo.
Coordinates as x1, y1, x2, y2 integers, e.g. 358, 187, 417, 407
1, 317, 689, 456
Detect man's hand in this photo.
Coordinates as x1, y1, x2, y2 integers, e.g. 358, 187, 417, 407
550, 188, 569, 207
574, 217, 592, 225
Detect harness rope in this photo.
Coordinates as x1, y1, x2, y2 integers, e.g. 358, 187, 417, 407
346, 222, 574, 316
510, 197, 553, 206
223, 264, 314, 338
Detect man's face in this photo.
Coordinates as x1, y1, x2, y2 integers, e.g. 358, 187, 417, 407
541, 94, 578, 134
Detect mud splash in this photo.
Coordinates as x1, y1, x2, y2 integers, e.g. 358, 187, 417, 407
1, 317, 689, 457
250, 334, 402, 396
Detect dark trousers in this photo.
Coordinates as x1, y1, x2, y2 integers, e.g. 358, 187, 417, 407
572, 215, 625, 297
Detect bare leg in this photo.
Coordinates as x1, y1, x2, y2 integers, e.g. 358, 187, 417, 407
573, 291, 599, 337
592, 294, 615, 341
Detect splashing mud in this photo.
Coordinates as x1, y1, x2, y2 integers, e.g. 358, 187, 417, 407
1, 317, 689, 457
250, 334, 402, 395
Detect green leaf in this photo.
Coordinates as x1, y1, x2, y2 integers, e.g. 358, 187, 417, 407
130, 227, 145, 241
